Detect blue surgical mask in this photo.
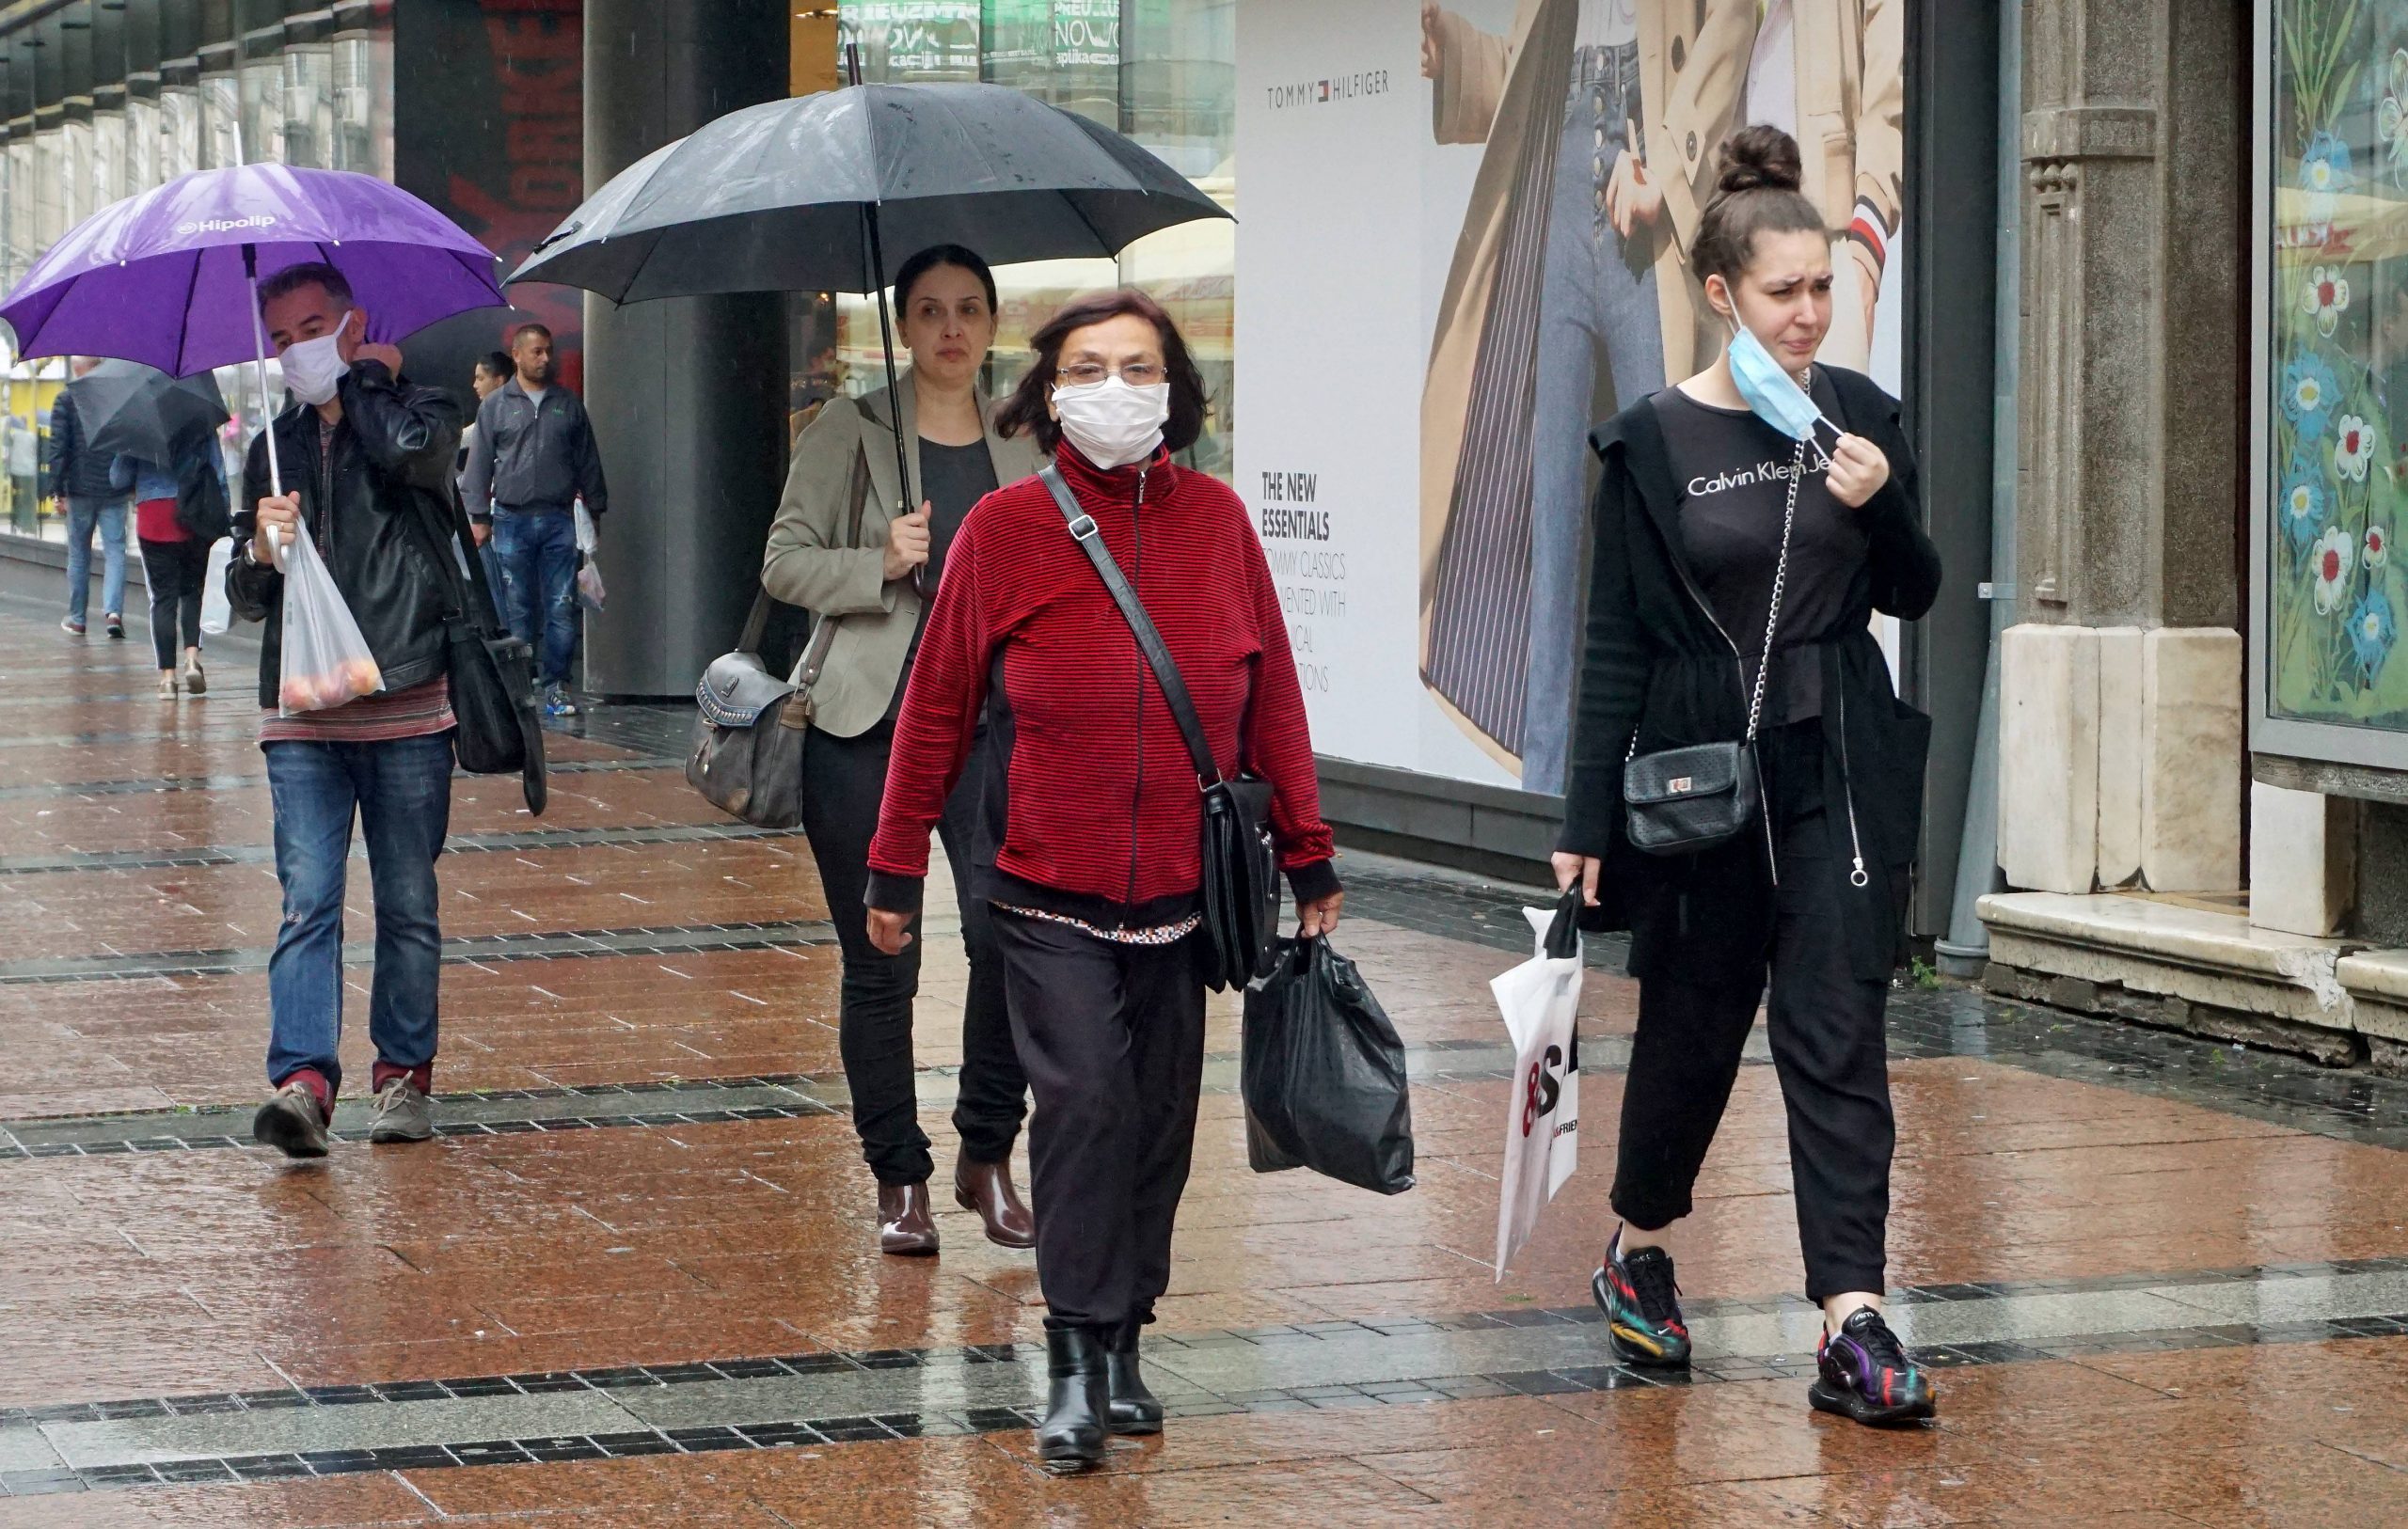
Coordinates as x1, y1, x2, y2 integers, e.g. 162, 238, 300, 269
1725, 320, 1834, 460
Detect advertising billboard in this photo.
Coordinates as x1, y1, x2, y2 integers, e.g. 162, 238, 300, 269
1236, 0, 1906, 794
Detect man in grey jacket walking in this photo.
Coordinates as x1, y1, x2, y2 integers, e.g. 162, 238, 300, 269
460, 323, 608, 717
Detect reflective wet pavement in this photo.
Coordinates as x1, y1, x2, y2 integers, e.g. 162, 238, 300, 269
1, 589, 2407, 1525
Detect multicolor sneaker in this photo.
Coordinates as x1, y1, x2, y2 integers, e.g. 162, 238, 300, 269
1811, 1307, 1937, 1427
1591, 1229, 1691, 1368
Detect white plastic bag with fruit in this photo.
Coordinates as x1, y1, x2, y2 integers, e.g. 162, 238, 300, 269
275, 523, 384, 716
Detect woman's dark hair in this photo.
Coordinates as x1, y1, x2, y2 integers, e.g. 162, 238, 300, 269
893, 243, 999, 312
1688, 125, 1828, 290
475, 350, 514, 380
995, 289, 1209, 457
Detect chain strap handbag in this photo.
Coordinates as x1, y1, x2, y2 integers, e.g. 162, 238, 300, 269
1621, 433, 1806, 861
688, 449, 869, 828
1038, 465, 1282, 993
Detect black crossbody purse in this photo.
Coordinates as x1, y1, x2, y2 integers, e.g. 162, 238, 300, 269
1038, 465, 1281, 993
1621, 434, 1804, 862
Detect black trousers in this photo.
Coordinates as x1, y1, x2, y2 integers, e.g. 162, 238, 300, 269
798, 719, 1026, 1186
138, 536, 209, 670
992, 910, 1208, 1331
1610, 722, 1895, 1302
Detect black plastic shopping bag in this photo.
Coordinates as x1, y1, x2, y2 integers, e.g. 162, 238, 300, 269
1241, 937, 1416, 1194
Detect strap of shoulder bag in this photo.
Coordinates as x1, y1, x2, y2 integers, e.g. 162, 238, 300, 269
1038, 464, 1224, 788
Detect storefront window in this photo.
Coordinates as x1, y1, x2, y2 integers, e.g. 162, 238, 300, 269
92, 107, 125, 209
125, 95, 162, 195
2261, 0, 2408, 744
200, 69, 241, 168
242, 55, 285, 165
330, 29, 391, 178
59, 116, 92, 236
283, 43, 335, 169
32, 124, 62, 255
161, 83, 202, 180
841, 2, 982, 80
827, 0, 1237, 481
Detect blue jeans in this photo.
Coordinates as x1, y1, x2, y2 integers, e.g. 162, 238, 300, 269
263, 732, 455, 1095
64, 496, 128, 625
492, 507, 580, 686
1522, 43, 1664, 796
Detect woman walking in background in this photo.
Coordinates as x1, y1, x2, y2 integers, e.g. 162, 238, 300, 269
112, 434, 229, 697
863, 290, 1343, 1472
761, 244, 1042, 1257
1553, 126, 1943, 1427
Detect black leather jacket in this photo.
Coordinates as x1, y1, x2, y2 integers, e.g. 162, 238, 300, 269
227, 362, 465, 711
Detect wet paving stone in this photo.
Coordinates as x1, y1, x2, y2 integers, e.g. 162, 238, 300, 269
4, 602, 2408, 1521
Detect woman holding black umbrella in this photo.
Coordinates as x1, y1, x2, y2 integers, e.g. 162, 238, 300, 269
864, 290, 1342, 1472
761, 244, 1043, 1258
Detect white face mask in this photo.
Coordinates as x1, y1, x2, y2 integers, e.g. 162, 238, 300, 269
278, 312, 354, 406
1052, 376, 1170, 469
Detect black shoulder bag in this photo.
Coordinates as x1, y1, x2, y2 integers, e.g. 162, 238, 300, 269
1621, 434, 1804, 864
1038, 465, 1282, 993
416, 479, 547, 815
687, 448, 869, 829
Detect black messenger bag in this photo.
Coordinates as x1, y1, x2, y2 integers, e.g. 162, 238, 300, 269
1622, 434, 1805, 862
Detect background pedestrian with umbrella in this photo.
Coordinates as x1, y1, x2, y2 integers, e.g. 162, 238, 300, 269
87, 361, 234, 696
1, 163, 525, 1159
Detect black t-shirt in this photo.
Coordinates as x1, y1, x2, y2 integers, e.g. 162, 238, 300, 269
1653, 374, 1867, 724
920, 438, 999, 590
888, 438, 1001, 718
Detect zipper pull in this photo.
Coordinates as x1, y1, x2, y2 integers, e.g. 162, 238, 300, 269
1850, 855, 1869, 889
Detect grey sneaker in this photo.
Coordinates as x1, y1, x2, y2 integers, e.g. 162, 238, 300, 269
368, 1078, 435, 1143
252, 1083, 331, 1159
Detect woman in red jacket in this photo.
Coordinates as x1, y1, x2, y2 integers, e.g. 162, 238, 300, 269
864, 290, 1343, 1473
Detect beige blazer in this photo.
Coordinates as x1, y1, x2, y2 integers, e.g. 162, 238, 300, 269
759, 376, 1043, 739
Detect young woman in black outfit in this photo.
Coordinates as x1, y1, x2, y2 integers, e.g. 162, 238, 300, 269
1552, 126, 1945, 1427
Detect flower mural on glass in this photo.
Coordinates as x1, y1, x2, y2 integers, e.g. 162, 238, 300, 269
2282, 465, 2321, 553
2336, 414, 2378, 480
2305, 264, 2352, 335
2314, 526, 2356, 615
2285, 353, 2339, 440
2270, 0, 2408, 726
2353, 590, 2398, 685
2284, 465, 2330, 555
2301, 131, 2354, 225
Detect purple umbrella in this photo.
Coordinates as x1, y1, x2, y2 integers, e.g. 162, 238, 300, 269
1, 165, 504, 493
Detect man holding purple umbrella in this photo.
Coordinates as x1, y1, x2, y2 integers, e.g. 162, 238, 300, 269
224, 262, 467, 1159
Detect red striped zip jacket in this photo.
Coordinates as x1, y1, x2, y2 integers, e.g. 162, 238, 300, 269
865, 444, 1339, 928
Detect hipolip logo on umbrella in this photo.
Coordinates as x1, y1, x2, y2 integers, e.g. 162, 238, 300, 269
175, 214, 279, 235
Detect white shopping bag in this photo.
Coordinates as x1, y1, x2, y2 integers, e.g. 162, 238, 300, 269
1492, 891, 1583, 1278
198, 537, 234, 636
572, 498, 598, 554
576, 557, 606, 611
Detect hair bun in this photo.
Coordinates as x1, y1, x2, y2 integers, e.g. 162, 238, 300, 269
1715, 125, 1804, 196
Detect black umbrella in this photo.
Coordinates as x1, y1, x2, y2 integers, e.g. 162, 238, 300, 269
68, 359, 230, 466
506, 66, 1232, 531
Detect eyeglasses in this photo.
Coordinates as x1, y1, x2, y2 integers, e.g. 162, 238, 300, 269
1057, 361, 1164, 387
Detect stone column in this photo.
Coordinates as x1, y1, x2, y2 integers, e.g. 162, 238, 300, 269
1997, 0, 2248, 895
579, 0, 788, 698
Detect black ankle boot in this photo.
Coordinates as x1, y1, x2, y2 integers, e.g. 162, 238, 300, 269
1038, 1326, 1109, 1472
1106, 1319, 1164, 1435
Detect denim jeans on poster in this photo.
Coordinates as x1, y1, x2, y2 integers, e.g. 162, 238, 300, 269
492, 506, 580, 686
1521, 41, 1664, 796
263, 731, 455, 1094
63, 496, 129, 625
